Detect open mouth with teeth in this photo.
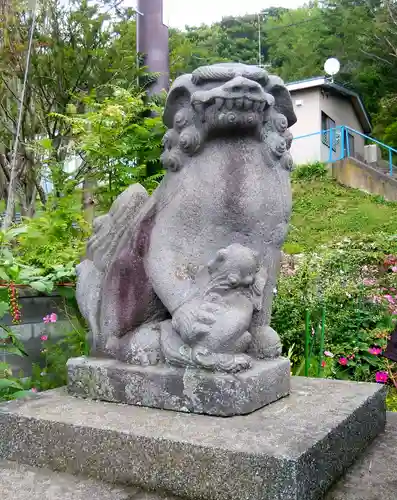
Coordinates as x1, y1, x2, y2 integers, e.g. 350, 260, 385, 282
191, 95, 271, 133
192, 97, 268, 114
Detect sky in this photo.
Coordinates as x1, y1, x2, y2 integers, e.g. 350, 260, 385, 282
133, 1, 306, 29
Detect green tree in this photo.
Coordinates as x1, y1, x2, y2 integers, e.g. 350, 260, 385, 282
0, 0, 142, 216
55, 86, 165, 216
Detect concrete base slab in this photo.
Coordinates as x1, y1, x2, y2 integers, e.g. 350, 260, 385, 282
67, 356, 291, 416
0, 460, 137, 500
0, 378, 386, 500
326, 412, 397, 500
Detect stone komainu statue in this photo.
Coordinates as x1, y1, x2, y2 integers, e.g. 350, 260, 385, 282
76, 63, 296, 374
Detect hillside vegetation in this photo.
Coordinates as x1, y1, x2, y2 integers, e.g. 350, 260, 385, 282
286, 169, 397, 253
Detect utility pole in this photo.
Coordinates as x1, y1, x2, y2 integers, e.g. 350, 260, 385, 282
258, 13, 262, 68
135, 7, 144, 87
137, 0, 169, 95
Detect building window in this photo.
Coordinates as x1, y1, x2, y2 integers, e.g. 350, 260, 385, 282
347, 132, 355, 157
321, 112, 336, 151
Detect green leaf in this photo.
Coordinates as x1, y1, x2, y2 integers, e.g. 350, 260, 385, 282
0, 378, 23, 390
38, 137, 53, 150
0, 345, 26, 357
30, 281, 51, 293
10, 390, 34, 399
1, 248, 13, 261
6, 226, 27, 239
0, 301, 9, 318
0, 268, 9, 281
360, 353, 381, 367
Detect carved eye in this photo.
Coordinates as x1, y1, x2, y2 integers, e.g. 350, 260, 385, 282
227, 274, 240, 287
243, 276, 254, 286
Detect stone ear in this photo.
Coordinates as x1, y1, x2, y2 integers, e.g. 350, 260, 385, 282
265, 75, 297, 128
216, 248, 228, 261
208, 248, 227, 274
163, 74, 197, 128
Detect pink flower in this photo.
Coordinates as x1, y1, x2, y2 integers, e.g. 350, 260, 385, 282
324, 351, 334, 358
392, 266, 397, 273
384, 295, 395, 304
31, 388, 37, 393
43, 313, 57, 324
321, 360, 326, 368
375, 371, 389, 384
369, 347, 382, 356
363, 278, 376, 286
40, 335, 48, 341
371, 295, 382, 304
338, 357, 348, 366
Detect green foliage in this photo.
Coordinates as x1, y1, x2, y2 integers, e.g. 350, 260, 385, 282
0, 227, 55, 292
292, 162, 328, 181
373, 95, 397, 148
31, 321, 89, 391
53, 86, 165, 209
0, 325, 33, 401
387, 387, 397, 412
287, 177, 397, 251
274, 231, 397, 384
16, 196, 90, 276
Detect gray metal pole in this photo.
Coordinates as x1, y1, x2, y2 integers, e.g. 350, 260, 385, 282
137, 0, 169, 94
258, 13, 262, 68
135, 9, 143, 87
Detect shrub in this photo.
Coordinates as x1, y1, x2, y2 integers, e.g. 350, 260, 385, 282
273, 233, 397, 382
292, 161, 328, 181
16, 195, 90, 276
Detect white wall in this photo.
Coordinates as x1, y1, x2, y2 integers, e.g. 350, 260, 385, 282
319, 91, 365, 162
288, 86, 366, 166
289, 88, 322, 166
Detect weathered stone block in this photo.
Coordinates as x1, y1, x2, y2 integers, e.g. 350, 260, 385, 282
66, 356, 291, 416
0, 378, 386, 500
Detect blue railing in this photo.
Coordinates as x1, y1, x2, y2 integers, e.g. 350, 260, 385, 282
294, 125, 397, 177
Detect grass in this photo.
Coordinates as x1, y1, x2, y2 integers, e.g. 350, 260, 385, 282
285, 178, 397, 253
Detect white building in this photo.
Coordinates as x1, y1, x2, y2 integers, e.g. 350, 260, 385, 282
287, 77, 372, 166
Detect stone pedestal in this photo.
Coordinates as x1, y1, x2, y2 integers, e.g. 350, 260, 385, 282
66, 356, 291, 416
0, 378, 386, 500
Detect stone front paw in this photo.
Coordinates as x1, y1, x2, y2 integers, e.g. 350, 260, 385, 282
193, 349, 252, 373
136, 349, 162, 366
248, 326, 282, 359
230, 353, 252, 373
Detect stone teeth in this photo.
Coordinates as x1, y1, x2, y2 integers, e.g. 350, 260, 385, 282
235, 98, 244, 109
259, 102, 266, 112
252, 101, 261, 111
243, 98, 253, 110
215, 97, 224, 109
194, 102, 205, 114
225, 99, 234, 110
